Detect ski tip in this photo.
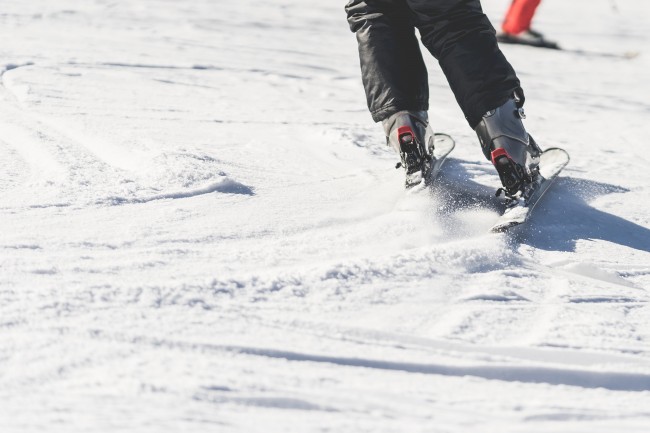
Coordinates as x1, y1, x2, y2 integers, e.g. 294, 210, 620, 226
541, 147, 569, 158
433, 133, 455, 149
539, 147, 571, 173
431, 133, 455, 160
434, 132, 455, 141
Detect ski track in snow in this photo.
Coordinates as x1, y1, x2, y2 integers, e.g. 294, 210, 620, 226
1, 1, 650, 432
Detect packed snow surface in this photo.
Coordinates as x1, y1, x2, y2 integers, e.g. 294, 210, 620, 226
1, 0, 649, 432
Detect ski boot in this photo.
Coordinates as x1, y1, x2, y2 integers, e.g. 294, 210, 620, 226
382, 110, 435, 188
475, 96, 542, 200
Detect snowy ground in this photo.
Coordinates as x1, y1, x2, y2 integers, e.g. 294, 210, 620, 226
1, 0, 649, 431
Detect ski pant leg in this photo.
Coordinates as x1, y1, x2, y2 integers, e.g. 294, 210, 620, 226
345, 0, 429, 122
406, 0, 522, 128
502, 0, 542, 35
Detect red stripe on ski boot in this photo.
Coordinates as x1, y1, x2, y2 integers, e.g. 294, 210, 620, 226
491, 147, 510, 165
397, 126, 415, 146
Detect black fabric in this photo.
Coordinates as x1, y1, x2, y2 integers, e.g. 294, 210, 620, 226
345, 0, 522, 129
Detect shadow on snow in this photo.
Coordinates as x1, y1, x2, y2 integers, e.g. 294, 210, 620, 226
429, 158, 650, 253
514, 177, 650, 253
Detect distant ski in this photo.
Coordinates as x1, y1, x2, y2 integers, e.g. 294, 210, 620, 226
490, 147, 570, 233
496, 33, 639, 60
562, 48, 640, 60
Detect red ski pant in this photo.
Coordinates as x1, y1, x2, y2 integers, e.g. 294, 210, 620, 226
502, 0, 542, 35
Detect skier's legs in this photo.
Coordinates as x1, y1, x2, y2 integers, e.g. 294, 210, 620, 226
345, 0, 429, 122
406, 0, 521, 129
502, 0, 542, 35
346, 0, 539, 192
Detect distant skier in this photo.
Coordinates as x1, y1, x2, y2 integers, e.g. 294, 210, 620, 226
345, 0, 542, 195
497, 0, 559, 49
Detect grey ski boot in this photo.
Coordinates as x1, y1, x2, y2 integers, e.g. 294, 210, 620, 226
382, 110, 435, 188
475, 97, 542, 197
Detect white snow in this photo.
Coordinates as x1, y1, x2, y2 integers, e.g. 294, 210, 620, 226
1, 0, 649, 432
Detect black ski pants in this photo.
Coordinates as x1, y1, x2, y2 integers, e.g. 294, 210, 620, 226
345, 0, 522, 129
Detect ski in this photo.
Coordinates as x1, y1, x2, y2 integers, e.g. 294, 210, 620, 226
490, 147, 570, 233
425, 133, 455, 185
562, 48, 640, 60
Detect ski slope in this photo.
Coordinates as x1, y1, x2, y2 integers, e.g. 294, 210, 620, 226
1, 0, 649, 431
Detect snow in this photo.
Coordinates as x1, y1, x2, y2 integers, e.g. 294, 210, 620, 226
0, 0, 649, 431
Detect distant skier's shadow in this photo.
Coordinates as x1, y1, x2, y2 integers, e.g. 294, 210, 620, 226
512, 177, 650, 253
